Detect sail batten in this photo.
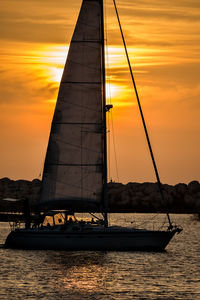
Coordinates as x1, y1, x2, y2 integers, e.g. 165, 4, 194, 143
40, 0, 104, 206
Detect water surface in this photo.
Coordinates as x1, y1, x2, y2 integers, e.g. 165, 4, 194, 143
0, 214, 199, 299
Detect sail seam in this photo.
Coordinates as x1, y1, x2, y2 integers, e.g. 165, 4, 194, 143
45, 172, 100, 193
48, 164, 102, 166
65, 59, 100, 70
71, 40, 101, 43
61, 81, 101, 84
59, 102, 101, 113
54, 122, 102, 125
52, 138, 102, 153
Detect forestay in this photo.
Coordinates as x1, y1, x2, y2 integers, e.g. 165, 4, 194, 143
40, 0, 104, 208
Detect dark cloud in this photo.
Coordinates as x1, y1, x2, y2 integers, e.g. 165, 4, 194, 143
0, 20, 69, 44
0, 0, 79, 43
0, 65, 57, 105
2, 0, 200, 45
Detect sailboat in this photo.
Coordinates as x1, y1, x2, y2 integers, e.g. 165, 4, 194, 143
5, 0, 182, 250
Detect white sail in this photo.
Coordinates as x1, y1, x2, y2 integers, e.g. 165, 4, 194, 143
40, 0, 104, 207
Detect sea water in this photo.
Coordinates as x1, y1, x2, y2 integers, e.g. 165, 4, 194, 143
0, 214, 199, 300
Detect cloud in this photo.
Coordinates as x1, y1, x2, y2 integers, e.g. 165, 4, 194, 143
0, 41, 65, 111
0, 0, 79, 43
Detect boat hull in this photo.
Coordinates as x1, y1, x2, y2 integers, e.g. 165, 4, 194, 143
5, 228, 178, 251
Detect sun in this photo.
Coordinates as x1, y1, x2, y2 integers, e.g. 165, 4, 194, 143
50, 67, 63, 83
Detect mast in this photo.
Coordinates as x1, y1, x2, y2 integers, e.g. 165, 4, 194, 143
100, 0, 108, 226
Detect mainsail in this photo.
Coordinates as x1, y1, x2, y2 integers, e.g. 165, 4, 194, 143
40, 0, 105, 208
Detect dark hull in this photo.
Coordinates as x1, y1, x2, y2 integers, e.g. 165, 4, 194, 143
5, 228, 178, 251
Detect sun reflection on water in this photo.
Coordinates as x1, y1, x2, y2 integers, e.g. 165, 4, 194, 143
45, 252, 108, 294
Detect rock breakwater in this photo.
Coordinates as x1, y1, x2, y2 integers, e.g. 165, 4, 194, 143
0, 177, 199, 213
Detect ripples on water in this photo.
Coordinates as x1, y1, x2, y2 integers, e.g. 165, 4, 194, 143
0, 214, 199, 299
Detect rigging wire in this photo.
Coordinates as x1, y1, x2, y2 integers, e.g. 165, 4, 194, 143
112, 0, 172, 228
104, 0, 110, 225
132, 213, 165, 230
104, 0, 111, 181
110, 110, 120, 182
104, 0, 120, 183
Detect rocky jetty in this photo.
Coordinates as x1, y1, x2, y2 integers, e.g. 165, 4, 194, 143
0, 177, 200, 213
0, 178, 41, 212
108, 181, 200, 212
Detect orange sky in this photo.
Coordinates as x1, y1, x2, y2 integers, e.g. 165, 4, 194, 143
0, 0, 200, 184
